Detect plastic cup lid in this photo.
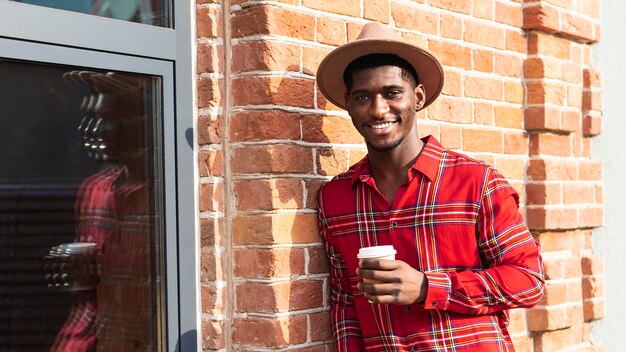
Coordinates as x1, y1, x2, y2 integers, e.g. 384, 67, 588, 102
63, 242, 98, 254
357, 245, 396, 258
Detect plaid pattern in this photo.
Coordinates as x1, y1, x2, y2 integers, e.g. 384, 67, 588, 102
318, 136, 544, 352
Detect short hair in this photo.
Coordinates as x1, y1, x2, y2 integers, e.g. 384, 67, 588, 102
343, 54, 419, 92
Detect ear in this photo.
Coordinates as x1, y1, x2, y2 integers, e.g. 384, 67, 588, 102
414, 84, 426, 111
344, 92, 351, 113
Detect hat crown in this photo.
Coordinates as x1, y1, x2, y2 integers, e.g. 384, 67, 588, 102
355, 22, 404, 41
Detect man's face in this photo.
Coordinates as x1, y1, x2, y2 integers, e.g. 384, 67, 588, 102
344, 65, 425, 153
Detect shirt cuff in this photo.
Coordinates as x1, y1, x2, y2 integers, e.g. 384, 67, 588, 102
422, 272, 451, 310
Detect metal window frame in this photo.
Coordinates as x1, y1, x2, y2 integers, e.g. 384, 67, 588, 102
0, 1, 199, 350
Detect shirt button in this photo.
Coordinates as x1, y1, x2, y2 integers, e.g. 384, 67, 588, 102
432, 300, 438, 306
411, 346, 417, 351
405, 306, 411, 312
392, 222, 398, 227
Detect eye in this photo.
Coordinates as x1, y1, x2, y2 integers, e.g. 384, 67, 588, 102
385, 90, 401, 98
353, 94, 369, 103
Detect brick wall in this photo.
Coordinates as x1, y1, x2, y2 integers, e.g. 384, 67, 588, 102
196, 0, 604, 350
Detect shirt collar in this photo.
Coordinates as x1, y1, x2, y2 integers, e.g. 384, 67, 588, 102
351, 135, 445, 186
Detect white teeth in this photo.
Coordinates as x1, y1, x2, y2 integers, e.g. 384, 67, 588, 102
370, 122, 393, 129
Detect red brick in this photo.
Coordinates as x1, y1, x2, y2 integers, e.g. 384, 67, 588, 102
302, 0, 361, 17
563, 183, 595, 204
198, 77, 223, 108
201, 251, 225, 282
562, 110, 581, 132
464, 75, 503, 101
236, 280, 324, 312
392, 3, 439, 35
495, 1, 522, 27
525, 106, 561, 132
527, 81, 567, 105
441, 13, 462, 39
581, 254, 604, 276
308, 245, 330, 274
533, 230, 579, 253
464, 21, 504, 49
428, 40, 472, 69
523, 4, 560, 34
232, 5, 315, 40
233, 316, 308, 347
561, 62, 582, 84
503, 131, 528, 154
197, 7, 222, 38
528, 31, 571, 59
527, 305, 570, 331
316, 85, 344, 111
442, 69, 462, 97
473, 49, 494, 73
364, 0, 390, 23
316, 16, 346, 46
583, 90, 602, 111
584, 298, 604, 321
474, 102, 493, 125
568, 85, 583, 109
198, 44, 224, 74
310, 311, 333, 342
495, 53, 522, 78
440, 125, 461, 150
495, 157, 525, 180
232, 145, 313, 174
511, 336, 533, 352
505, 29, 526, 53
302, 115, 363, 144
579, 207, 603, 228
427, 97, 473, 124
561, 12, 595, 42
198, 116, 223, 145
202, 319, 226, 350
317, 148, 349, 176
201, 217, 224, 247
232, 76, 315, 108
494, 106, 523, 129
232, 41, 300, 73
230, 110, 300, 142
526, 182, 561, 205
473, 0, 494, 20
577, 0, 600, 19
533, 327, 576, 351
462, 128, 502, 153
234, 179, 303, 211
508, 309, 528, 334
583, 67, 602, 88
526, 207, 579, 230
346, 22, 365, 41
504, 81, 524, 104
302, 46, 332, 76
529, 132, 572, 156
582, 276, 604, 300
428, 0, 470, 14
528, 158, 578, 181
305, 179, 326, 209
233, 213, 320, 245
199, 183, 223, 212
234, 248, 305, 277
578, 160, 602, 180
202, 285, 225, 315
538, 281, 568, 306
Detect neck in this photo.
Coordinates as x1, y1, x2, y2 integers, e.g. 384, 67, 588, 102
368, 134, 424, 182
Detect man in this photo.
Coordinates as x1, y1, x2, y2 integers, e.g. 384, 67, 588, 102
316, 22, 544, 351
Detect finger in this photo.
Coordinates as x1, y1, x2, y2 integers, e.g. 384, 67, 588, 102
358, 268, 401, 283
363, 292, 399, 305
360, 282, 400, 296
359, 258, 399, 270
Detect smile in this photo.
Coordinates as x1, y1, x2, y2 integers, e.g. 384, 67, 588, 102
369, 121, 395, 129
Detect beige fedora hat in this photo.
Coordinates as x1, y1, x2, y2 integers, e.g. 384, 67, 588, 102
316, 22, 444, 110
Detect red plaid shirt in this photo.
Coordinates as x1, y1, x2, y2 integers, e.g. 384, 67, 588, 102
318, 136, 544, 352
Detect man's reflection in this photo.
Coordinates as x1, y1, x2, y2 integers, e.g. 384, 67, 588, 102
46, 71, 153, 351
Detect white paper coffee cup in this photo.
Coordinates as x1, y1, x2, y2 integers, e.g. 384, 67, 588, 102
357, 245, 396, 284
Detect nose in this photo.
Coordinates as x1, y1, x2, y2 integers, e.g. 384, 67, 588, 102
369, 94, 389, 119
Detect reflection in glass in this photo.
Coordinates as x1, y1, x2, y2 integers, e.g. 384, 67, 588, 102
10, 0, 171, 28
0, 61, 165, 351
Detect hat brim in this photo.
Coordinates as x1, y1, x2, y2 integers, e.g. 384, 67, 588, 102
316, 39, 444, 110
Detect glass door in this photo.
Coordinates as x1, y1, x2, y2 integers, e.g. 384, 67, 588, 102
0, 38, 176, 352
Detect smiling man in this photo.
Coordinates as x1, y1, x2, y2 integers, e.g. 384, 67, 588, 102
316, 22, 545, 351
